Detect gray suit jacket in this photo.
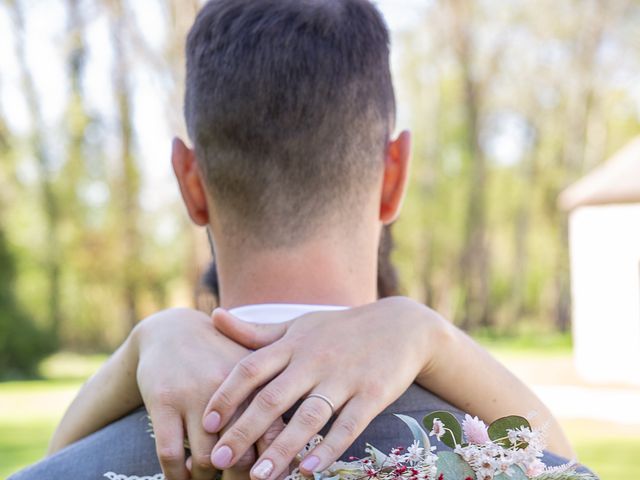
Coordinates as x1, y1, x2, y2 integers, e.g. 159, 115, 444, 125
9, 383, 592, 479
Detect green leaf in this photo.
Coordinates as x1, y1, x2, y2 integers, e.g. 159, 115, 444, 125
423, 411, 462, 448
364, 443, 389, 467
314, 473, 340, 480
435, 451, 475, 480
487, 415, 531, 448
495, 465, 528, 480
394, 413, 431, 449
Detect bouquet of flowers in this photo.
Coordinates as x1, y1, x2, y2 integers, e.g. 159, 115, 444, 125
106, 411, 597, 480
285, 411, 597, 480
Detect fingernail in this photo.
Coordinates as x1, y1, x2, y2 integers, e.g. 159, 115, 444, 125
204, 411, 221, 432
211, 445, 233, 468
300, 455, 321, 472
186, 456, 192, 472
252, 459, 274, 480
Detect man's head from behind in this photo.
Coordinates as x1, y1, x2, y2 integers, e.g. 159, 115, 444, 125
173, 0, 410, 252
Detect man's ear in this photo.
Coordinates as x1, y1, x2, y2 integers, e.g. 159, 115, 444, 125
171, 137, 210, 226
380, 130, 411, 224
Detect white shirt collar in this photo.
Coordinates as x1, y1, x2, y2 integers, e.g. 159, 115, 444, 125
228, 303, 347, 324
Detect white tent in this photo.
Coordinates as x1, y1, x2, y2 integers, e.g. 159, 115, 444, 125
559, 137, 640, 385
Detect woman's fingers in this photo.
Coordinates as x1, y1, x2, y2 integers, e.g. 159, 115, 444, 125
256, 418, 290, 480
209, 370, 316, 470
212, 308, 289, 350
223, 401, 258, 472
151, 405, 189, 480
299, 395, 381, 476
256, 417, 288, 456
185, 413, 219, 480
248, 392, 345, 480
203, 343, 291, 434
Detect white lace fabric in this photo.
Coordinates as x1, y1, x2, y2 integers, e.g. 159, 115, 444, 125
103, 474, 165, 480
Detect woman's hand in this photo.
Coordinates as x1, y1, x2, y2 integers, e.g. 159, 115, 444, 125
221, 417, 289, 480
202, 297, 447, 480
134, 308, 253, 480
49, 306, 293, 480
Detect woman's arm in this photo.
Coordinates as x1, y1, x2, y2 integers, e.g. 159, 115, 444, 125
48, 308, 253, 480
48, 334, 141, 454
49, 298, 573, 480
203, 297, 573, 480
415, 313, 573, 458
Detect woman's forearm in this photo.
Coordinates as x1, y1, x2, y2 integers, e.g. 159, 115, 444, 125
416, 314, 575, 459
47, 334, 142, 455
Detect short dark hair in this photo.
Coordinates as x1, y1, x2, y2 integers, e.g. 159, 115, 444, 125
185, 0, 395, 247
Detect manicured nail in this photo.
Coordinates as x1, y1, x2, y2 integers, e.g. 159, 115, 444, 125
252, 459, 274, 479
203, 411, 221, 432
300, 455, 321, 472
211, 445, 233, 468
186, 456, 193, 472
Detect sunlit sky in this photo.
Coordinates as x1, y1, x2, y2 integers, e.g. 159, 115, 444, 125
0, 0, 428, 222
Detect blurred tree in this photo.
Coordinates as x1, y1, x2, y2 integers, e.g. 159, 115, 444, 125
1, 0, 640, 360
445, 0, 504, 329
108, 0, 143, 330
0, 227, 51, 377
57, 0, 121, 349
8, 0, 63, 345
394, 0, 640, 332
0, 101, 50, 377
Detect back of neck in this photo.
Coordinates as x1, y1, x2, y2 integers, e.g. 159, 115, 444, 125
215, 238, 379, 309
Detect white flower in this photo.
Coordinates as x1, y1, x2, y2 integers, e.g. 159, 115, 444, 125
507, 426, 537, 447
476, 452, 499, 474
454, 444, 476, 463
406, 440, 425, 462
497, 459, 511, 474
388, 449, 404, 464
476, 467, 494, 480
462, 414, 491, 444
429, 418, 446, 440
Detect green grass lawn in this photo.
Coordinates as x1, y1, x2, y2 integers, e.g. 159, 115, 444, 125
1, 349, 639, 479
563, 417, 640, 478
0, 352, 106, 478
0, 379, 82, 477
571, 435, 640, 479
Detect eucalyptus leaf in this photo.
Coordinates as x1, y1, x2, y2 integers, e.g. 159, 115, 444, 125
364, 443, 389, 467
495, 465, 528, 480
394, 413, 431, 449
487, 416, 531, 448
423, 411, 462, 448
435, 451, 475, 480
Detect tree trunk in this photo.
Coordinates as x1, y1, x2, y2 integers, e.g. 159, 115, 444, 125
109, 0, 142, 330
448, 0, 490, 330
9, 0, 63, 344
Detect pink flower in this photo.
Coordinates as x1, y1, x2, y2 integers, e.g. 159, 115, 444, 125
462, 414, 490, 444
430, 419, 446, 440
526, 459, 546, 477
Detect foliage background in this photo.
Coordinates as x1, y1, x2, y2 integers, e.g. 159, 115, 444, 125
0, 0, 639, 372
0, 0, 640, 376
1, 1, 640, 478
